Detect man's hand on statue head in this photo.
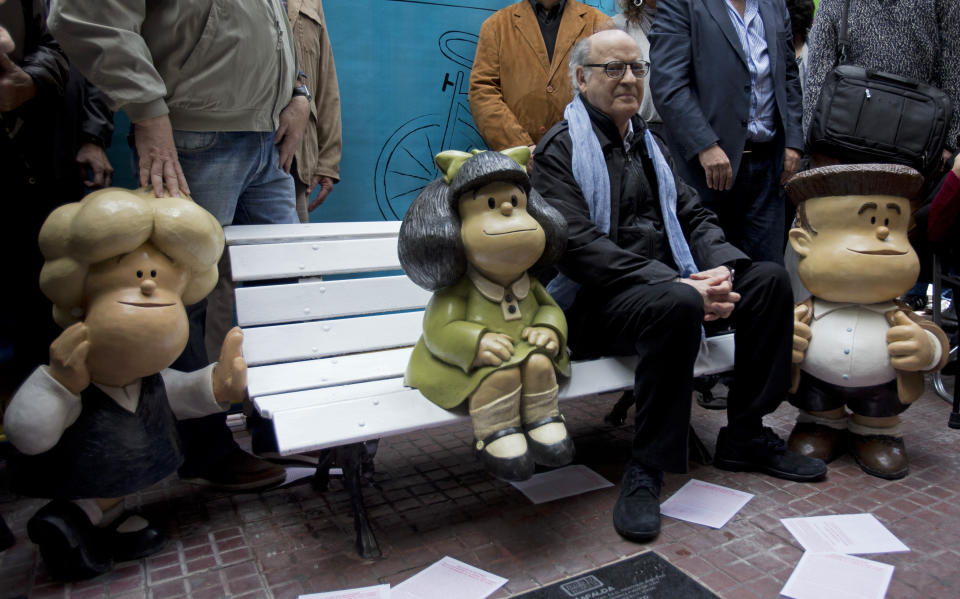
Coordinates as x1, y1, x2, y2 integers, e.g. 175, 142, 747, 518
134, 115, 190, 198
472, 332, 516, 368
0, 53, 37, 112
522, 326, 559, 358
212, 326, 247, 408
792, 304, 811, 364
49, 323, 92, 395
886, 310, 936, 372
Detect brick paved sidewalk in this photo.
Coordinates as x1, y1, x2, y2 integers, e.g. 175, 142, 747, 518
1, 383, 958, 599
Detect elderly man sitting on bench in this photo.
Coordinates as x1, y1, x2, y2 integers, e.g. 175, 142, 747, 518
531, 30, 826, 543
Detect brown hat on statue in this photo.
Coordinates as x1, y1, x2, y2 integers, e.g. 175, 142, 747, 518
785, 163, 924, 207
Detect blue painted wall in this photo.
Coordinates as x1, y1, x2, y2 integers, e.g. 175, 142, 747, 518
107, 1, 620, 222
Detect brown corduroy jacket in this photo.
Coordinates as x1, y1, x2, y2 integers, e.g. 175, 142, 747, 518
287, 0, 342, 184
469, 1, 611, 151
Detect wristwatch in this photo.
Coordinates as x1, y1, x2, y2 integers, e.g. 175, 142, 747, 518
292, 83, 312, 102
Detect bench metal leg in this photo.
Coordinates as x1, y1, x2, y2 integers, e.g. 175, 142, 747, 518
335, 443, 382, 560
604, 391, 634, 426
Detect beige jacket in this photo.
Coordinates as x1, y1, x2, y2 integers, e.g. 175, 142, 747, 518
287, 0, 342, 184
48, 0, 297, 132
469, 0, 611, 150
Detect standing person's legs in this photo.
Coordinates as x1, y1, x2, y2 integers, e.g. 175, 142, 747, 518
696, 145, 784, 264
737, 146, 784, 264
166, 130, 290, 489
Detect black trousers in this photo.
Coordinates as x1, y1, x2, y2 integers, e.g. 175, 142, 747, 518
566, 261, 793, 473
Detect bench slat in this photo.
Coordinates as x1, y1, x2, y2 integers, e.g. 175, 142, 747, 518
224, 221, 400, 245
242, 311, 424, 366
254, 378, 409, 418
247, 347, 413, 398
229, 237, 401, 282
235, 276, 431, 326
270, 387, 461, 454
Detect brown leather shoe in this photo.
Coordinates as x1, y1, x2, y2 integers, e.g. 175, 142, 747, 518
787, 422, 847, 463
852, 434, 909, 480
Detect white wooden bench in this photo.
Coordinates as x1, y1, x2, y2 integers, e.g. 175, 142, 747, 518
226, 221, 736, 557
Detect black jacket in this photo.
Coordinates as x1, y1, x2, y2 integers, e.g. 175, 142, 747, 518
531, 99, 747, 297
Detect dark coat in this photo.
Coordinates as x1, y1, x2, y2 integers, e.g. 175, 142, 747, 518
531, 99, 746, 299
649, 0, 803, 186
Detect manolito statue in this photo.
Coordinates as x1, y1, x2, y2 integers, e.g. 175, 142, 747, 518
786, 164, 949, 479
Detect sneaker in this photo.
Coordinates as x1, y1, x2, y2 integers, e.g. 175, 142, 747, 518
181, 447, 287, 491
612, 461, 663, 542
714, 426, 827, 482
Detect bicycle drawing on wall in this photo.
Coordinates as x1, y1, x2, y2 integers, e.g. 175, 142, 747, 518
373, 30, 488, 220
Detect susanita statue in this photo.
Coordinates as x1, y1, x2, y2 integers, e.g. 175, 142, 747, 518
2, 188, 246, 580
398, 148, 573, 481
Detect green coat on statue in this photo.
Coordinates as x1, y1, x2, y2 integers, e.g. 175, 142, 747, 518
405, 271, 571, 409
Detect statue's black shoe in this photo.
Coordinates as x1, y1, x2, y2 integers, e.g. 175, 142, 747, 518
27, 500, 112, 581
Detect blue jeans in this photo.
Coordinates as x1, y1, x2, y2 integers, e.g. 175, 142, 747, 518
695, 143, 784, 264
168, 131, 296, 473
173, 130, 297, 226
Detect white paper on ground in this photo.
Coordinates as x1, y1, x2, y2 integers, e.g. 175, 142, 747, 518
509, 464, 613, 504
391, 556, 507, 599
659, 479, 754, 528
780, 552, 894, 599
299, 583, 390, 599
780, 513, 910, 555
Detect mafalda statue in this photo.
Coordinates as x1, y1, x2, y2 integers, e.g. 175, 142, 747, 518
2, 188, 245, 580
398, 148, 572, 481
786, 164, 949, 479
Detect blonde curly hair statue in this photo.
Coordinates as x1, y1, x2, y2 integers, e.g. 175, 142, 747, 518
38, 187, 224, 328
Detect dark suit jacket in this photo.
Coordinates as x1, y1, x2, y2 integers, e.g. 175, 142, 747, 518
649, 0, 803, 186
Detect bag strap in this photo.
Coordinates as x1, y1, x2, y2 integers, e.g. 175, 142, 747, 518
838, 0, 851, 65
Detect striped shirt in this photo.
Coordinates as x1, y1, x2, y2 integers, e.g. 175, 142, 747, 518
724, 0, 776, 142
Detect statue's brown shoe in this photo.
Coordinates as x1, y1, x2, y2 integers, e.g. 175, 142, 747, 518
852, 434, 909, 480
787, 422, 847, 463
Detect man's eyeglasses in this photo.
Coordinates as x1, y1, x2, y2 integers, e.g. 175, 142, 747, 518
583, 60, 650, 79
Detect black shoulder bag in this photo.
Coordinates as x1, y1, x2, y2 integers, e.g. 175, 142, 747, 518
806, 0, 953, 175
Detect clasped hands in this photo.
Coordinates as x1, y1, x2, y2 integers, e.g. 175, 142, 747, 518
679, 265, 739, 322
471, 327, 559, 368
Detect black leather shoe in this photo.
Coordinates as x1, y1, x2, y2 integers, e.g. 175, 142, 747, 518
714, 426, 827, 482
475, 427, 536, 482
612, 461, 662, 542
108, 514, 165, 562
27, 501, 112, 581
524, 416, 576, 467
